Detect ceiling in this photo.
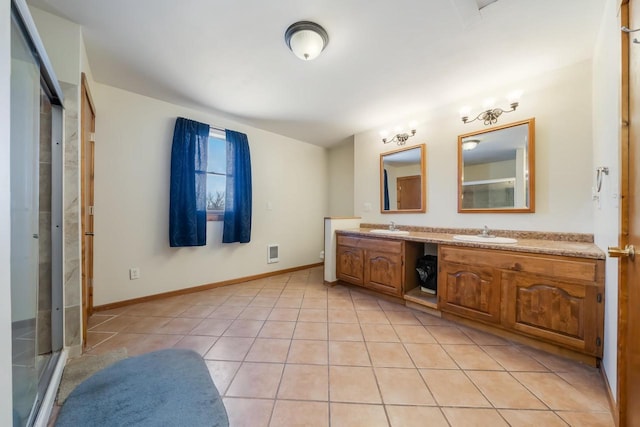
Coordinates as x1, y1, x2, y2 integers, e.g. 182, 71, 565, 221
28, 0, 605, 147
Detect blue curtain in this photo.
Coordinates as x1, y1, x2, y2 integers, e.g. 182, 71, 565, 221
169, 117, 210, 247
223, 130, 252, 243
383, 169, 390, 210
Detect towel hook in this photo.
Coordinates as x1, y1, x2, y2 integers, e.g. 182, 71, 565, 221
621, 26, 640, 44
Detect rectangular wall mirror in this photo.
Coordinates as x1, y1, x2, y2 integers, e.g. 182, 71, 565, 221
458, 118, 535, 213
380, 144, 426, 213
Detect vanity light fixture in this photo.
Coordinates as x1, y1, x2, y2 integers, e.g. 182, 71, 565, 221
285, 21, 329, 61
380, 122, 417, 145
462, 139, 480, 151
460, 91, 523, 125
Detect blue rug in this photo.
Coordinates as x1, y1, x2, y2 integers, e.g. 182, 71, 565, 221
55, 349, 228, 427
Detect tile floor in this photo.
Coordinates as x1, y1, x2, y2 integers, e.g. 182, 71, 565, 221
66, 267, 614, 426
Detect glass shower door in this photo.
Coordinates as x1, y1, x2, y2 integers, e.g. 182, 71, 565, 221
11, 12, 63, 426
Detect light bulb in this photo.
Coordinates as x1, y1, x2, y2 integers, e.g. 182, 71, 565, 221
459, 106, 471, 118
482, 98, 496, 109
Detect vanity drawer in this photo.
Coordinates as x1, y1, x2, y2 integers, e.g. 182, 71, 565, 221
337, 235, 403, 254
440, 246, 598, 282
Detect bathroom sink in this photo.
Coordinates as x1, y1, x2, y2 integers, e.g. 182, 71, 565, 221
453, 235, 517, 244
370, 229, 410, 235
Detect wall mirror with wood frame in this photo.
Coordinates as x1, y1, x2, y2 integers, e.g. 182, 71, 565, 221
458, 118, 535, 213
380, 144, 426, 213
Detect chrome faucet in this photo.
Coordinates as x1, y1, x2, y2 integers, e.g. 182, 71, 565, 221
389, 221, 397, 231
479, 225, 495, 238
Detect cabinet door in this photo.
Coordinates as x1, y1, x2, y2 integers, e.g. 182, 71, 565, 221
337, 245, 364, 285
363, 250, 403, 296
438, 262, 501, 323
502, 272, 603, 356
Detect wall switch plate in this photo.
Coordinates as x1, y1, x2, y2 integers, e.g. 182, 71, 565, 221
129, 267, 140, 280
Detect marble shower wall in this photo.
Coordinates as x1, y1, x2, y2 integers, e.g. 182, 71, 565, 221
61, 82, 81, 355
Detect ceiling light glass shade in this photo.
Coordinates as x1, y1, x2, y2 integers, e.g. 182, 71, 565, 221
462, 140, 480, 151
285, 21, 329, 61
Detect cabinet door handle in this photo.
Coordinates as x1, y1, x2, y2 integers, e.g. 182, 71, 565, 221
608, 245, 635, 260
84, 232, 94, 236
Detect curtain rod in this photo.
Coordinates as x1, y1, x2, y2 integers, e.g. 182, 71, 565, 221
210, 126, 226, 133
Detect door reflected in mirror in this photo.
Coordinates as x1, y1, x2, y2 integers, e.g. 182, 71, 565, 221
380, 144, 426, 213
458, 118, 535, 213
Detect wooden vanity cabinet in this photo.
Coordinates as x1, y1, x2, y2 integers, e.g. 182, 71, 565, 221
336, 235, 420, 297
439, 245, 604, 357
438, 261, 501, 324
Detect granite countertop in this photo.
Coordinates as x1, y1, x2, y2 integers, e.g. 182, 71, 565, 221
336, 226, 606, 260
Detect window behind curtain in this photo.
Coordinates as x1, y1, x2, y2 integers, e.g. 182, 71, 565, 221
206, 129, 227, 221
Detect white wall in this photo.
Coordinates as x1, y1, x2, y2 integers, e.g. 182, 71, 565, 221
354, 60, 594, 232
592, 0, 622, 401
28, 7, 81, 86
92, 84, 328, 305
328, 137, 355, 216
1, 1, 14, 425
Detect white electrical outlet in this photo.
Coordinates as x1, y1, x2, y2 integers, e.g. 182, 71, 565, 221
129, 267, 140, 280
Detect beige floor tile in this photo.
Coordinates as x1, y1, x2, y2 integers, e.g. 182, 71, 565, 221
275, 297, 303, 309
384, 310, 421, 325
204, 336, 254, 361
427, 326, 474, 344
194, 295, 230, 307
237, 306, 272, 320
353, 299, 382, 311
189, 318, 233, 336
393, 325, 436, 343
270, 400, 329, 427
233, 287, 261, 297
414, 312, 451, 326
499, 409, 569, 426
121, 316, 172, 334
172, 335, 217, 356
375, 367, 435, 405
287, 340, 328, 365
223, 398, 274, 427
356, 310, 390, 324
258, 289, 284, 298
442, 407, 509, 426
328, 309, 359, 323
443, 344, 504, 370
293, 322, 328, 340
87, 314, 115, 329
386, 405, 449, 427
405, 343, 458, 369
277, 364, 329, 401
379, 300, 409, 312
460, 327, 511, 345
301, 298, 328, 309
85, 331, 115, 348
179, 305, 217, 318
258, 321, 296, 339
367, 342, 414, 368
249, 297, 278, 308
207, 306, 244, 319
280, 289, 305, 298
85, 332, 143, 355
329, 341, 371, 366
482, 345, 549, 372
420, 369, 491, 407
268, 308, 300, 321
245, 338, 291, 363
466, 370, 546, 409
556, 369, 611, 410
329, 366, 382, 403
298, 309, 328, 323
328, 323, 364, 341
556, 410, 615, 426
223, 319, 264, 337
520, 347, 586, 373
154, 317, 202, 334
512, 372, 610, 411
127, 333, 183, 355
226, 362, 284, 398
223, 296, 254, 307
205, 360, 241, 395
361, 324, 400, 342
330, 403, 388, 427
328, 299, 354, 311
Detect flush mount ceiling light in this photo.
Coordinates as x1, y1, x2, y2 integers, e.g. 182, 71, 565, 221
462, 139, 481, 151
285, 21, 329, 61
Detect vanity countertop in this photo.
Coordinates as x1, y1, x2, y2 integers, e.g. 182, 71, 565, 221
336, 228, 606, 260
